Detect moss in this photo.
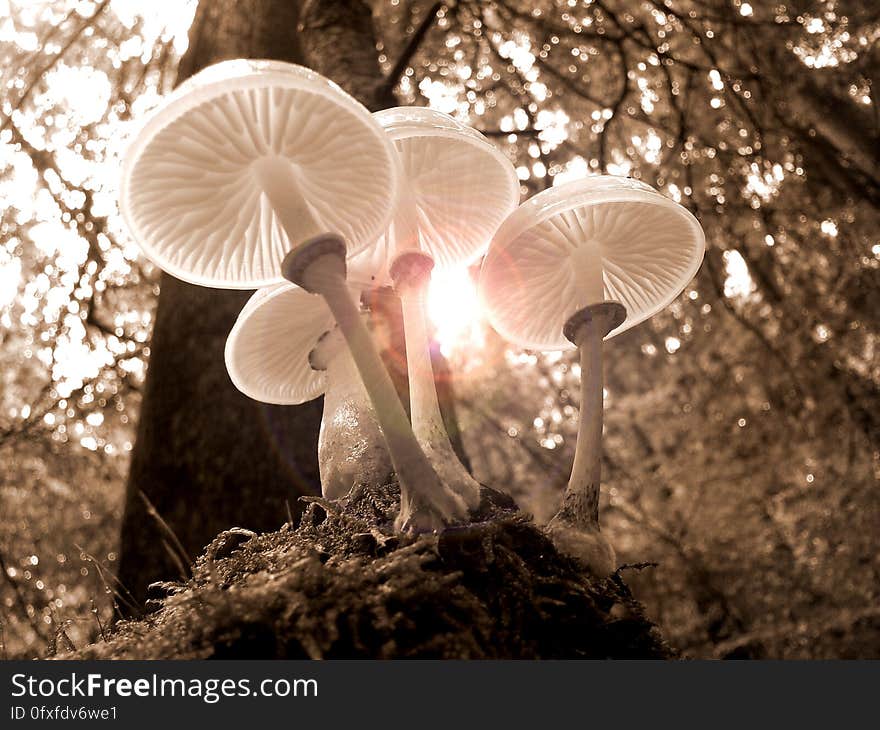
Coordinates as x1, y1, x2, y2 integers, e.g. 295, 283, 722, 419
73, 484, 675, 659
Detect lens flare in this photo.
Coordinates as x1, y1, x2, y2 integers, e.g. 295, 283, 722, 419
426, 266, 485, 358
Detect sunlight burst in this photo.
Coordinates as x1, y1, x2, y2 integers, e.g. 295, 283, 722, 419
426, 266, 485, 357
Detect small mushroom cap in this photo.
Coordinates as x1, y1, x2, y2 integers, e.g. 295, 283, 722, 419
120, 59, 398, 289
479, 175, 705, 350
225, 282, 336, 405
226, 247, 382, 405
374, 107, 519, 268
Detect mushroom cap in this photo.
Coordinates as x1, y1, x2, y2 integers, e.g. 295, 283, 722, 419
374, 107, 519, 268
225, 282, 335, 405
120, 59, 398, 289
479, 175, 705, 350
347, 232, 390, 289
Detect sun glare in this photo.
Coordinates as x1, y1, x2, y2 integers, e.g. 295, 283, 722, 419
427, 266, 485, 358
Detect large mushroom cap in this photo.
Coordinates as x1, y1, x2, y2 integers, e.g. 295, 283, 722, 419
225, 282, 336, 405
480, 175, 705, 350
374, 107, 519, 268
120, 59, 398, 289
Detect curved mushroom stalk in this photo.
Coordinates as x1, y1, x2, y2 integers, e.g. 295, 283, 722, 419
283, 240, 468, 533
546, 302, 625, 577
248, 144, 468, 531
393, 253, 481, 510
314, 334, 393, 501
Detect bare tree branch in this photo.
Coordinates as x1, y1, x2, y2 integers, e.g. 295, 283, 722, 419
377, 1, 445, 102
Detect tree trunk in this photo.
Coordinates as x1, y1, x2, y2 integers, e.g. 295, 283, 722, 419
118, 0, 391, 609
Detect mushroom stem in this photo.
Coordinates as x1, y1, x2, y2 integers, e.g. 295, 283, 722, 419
547, 301, 626, 576
254, 165, 466, 530
319, 348, 393, 500
252, 157, 323, 242
563, 316, 605, 527
393, 254, 481, 510
284, 241, 468, 532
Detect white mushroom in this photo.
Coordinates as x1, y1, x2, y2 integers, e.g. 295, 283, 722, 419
120, 59, 460, 531
120, 59, 396, 287
225, 283, 393, 501
375, 107, 519, 509
479, 175, 705, 575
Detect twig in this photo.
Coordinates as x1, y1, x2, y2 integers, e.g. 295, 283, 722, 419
138, 491, 193, 569
377, 1, 445, 101
90, 599, 108, 642
48, 611, 76, 655
298, 495, 340, 515
74, 544, 143, 620
616, 561, 659, 573
478, 127, 541, 137
160, 538, 190, 582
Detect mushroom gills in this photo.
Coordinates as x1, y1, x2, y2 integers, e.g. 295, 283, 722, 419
251, 156, 325, 247
122, 61, 399, 288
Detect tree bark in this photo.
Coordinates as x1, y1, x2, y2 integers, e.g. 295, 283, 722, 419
118, 0, 390, 609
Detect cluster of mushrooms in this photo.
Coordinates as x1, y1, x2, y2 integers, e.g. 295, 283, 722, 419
120, 60, 704, 576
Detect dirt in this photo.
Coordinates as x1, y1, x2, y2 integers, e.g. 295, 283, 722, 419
72, 484, 676, 659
